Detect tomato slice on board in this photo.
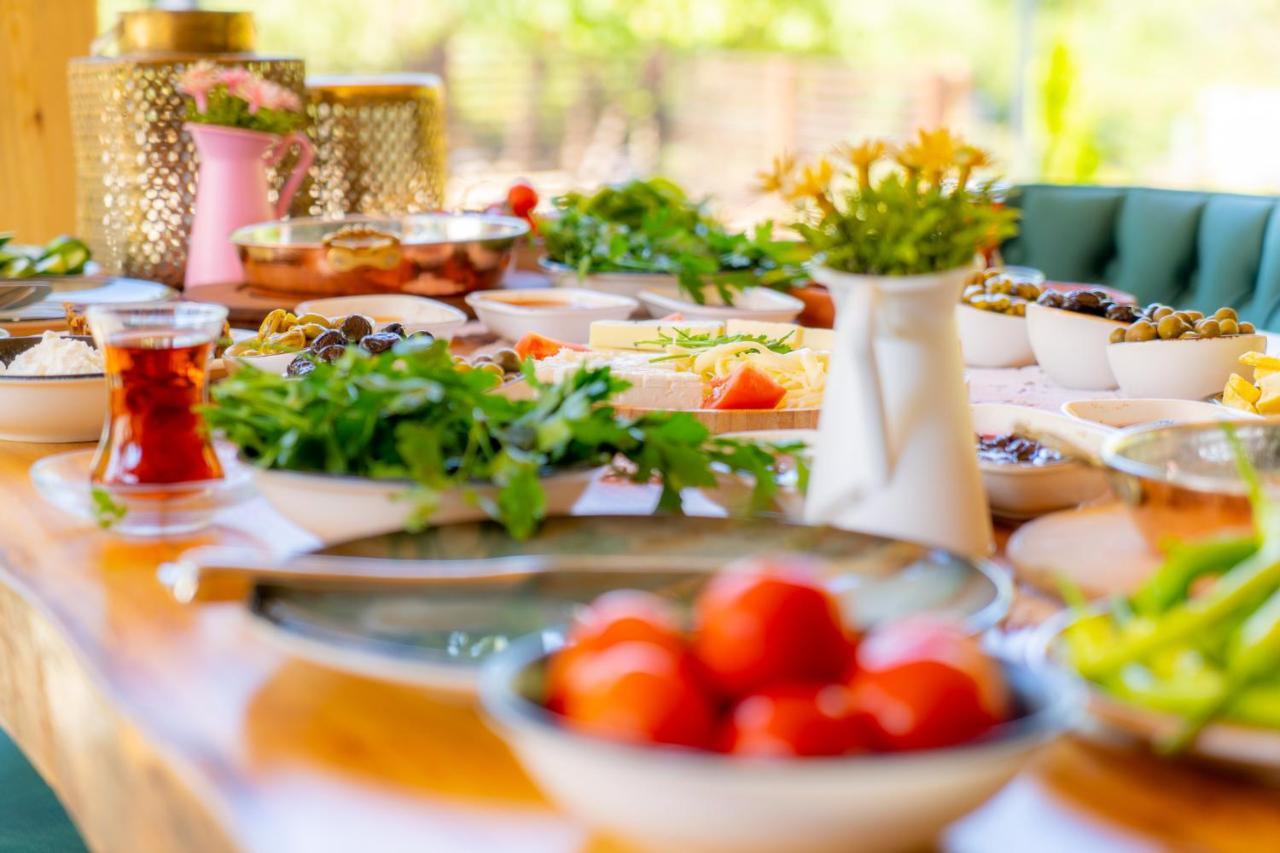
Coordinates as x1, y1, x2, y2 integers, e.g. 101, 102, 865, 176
513, 332, 588, 361
704, 364, 787, 410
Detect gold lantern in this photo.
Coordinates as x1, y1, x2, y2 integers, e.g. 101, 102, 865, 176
68, 10, 305, 288
294, 75, 447, 218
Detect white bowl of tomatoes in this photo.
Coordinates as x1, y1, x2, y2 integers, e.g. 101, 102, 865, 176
480, 558, 1072, 853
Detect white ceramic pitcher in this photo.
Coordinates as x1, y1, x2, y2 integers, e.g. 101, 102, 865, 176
803, 264, 993, 556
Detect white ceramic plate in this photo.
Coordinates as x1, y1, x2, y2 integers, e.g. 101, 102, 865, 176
250, 465, 602, 545
637, 285, 804, 323
539, 258, 677, 301
466, 288, 638, 344
1, 275, 175, 322
1025, 302, 1124, 390
1061, 397, 1254, 430
971, 403, 1111, 519
0, 335, 105, 443
293, 293, 467, 340
1107, 333, 1266, 400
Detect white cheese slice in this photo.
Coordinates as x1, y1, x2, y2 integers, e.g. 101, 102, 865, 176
534, 350, 705, 409
589, 319, 724, 351
799, 326, 834, 351
725, 318, 802, 344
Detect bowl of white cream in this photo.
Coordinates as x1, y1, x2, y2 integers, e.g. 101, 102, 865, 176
0, 332, 106, 443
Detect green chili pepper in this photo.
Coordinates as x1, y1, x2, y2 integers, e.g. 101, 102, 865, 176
1133, 535, 1258, 616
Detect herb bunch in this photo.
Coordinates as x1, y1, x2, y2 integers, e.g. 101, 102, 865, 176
761, 129, 1019, 276
204, 338, 804, 539
638, 329, 796, 362
540, 178, 810, 305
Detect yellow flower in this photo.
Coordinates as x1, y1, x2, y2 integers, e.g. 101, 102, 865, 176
839, 139, 887, 189
911, 127, 960, 184
955, 143, 993, 189
755, 151, 797, 195
785, 158, 835, 204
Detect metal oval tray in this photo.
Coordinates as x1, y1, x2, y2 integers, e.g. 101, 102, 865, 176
243, 515, 1012, 696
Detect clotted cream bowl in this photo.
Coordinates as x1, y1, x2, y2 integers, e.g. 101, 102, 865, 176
0, 335, 106, 443
249, 466, 600, 545
481, 635, 1072, 853
539, 258, 675, 301
466, 287, 638, 344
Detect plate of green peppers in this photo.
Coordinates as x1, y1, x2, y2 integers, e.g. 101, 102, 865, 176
1044, 426, 1280, 781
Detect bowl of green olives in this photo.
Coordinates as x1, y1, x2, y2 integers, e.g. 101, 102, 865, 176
956, 269, 1043, 368
1106, 305, 1266, 400
1025, 290, 1133, 390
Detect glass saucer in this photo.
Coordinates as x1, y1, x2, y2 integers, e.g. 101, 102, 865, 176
30, 443, 253, 537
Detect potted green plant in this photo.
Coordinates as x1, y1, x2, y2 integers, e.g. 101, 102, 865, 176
765, 128, 1018, 556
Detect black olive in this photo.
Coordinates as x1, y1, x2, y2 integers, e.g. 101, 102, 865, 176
1105, 304, 1138, 323
1073, 290, 1101, 308
380, 322, 406, 338
359, 332, 400, 354
286, 354, 316, 377
311, 329, 346, 352
1037, 291, 1063, 308
340, 314, 374, 343
315, 344, 346, 363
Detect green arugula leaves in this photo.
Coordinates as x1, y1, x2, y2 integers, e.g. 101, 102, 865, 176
540, 178, 810, 305
204, 338, 803, 538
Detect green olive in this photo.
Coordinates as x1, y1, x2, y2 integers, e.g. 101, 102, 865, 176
1219, 318, 1240, 336
987, 278, 1012, 295
1198, 318, 1221, 338
1126, 320, 1158, 342
1009, 302, 1027, 317
1214, 306, 1238, 322
1182, 331, 1200, 340
1156, 315, 1185, 340
494, 348, 522, 373
299, 323, 328, 340
986, 294, 1012, 312
1241, 321, 1257, 334
478, 362, 504, 377
295, 312, 332, 328
962, 285, 984, 302
1150, 305, 1174, 321
267, 327, 307, 351
1185, 310, 1204, 321
1110, 327, 1126, 344
1014, 282, 1041, 300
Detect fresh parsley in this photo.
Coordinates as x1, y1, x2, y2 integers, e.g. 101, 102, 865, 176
540, 178, 810, 305
203, 338, 803, 539
637, 329, 796, 363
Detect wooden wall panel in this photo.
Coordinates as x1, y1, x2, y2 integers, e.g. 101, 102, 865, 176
0, 0, 97, 241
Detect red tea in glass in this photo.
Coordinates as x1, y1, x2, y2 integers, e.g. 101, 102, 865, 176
87, 303, 228, 487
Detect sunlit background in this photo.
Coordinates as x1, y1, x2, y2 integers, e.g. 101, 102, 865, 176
105, 0, 1280, 216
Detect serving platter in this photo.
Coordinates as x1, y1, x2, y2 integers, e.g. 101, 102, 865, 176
229, 515, 1011, 695
613, 404, 820, 433
0, 274, 175, 323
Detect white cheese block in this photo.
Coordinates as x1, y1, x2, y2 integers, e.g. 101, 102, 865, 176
589, 319, 724, 351
534, 350, 704, 409
799, 326, 834, 351
725, 318, 802, 344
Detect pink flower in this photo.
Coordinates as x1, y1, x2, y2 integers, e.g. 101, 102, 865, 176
229, 76, 274, 115
176, 60, 221, 113
265, 83, 301, 113
218, 67, 253, 91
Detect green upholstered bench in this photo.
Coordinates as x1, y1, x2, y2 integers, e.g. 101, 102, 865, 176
0, 731, 84, 852
1002, 184, 1280, 330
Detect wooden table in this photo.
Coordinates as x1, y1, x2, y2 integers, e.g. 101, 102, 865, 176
1, 409, 1279, 851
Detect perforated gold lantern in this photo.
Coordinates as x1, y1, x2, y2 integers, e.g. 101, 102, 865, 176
294, 75, 447, 218
68, 10, 305, 287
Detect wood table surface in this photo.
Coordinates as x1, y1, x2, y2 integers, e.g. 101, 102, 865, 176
1, 443, 1278, 853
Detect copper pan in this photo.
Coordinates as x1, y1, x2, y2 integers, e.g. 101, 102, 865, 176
230, 213, 528, 299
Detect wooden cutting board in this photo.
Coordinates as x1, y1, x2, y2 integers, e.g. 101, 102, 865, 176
1005, 502, 1162, 599
613, 405, 819, 434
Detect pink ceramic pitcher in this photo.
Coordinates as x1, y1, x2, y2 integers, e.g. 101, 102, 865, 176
183, 123, 314, 290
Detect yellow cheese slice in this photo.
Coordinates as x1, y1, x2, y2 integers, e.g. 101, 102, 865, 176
798, 326, 834, 351
1239, 351, 1280, 370
1227, 373, 1262, 404
1258, 384, 1280, 415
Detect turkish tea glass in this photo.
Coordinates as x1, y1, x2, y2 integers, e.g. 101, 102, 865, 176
87, 302, 228, 486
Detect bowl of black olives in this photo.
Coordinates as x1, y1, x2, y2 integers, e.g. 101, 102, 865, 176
1105, 304, 1265, 400
1025, 289, 1136, 390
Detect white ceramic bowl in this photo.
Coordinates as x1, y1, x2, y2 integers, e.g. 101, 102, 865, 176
466, 288, 638, 344
1025, 302, 1124, 390
540, 258, 676, 301
0, 335, 105, 443
1061, 397, 1254, 430
637, 285, 804, 323
971, 403, 1111, 519
955, 304, 1035, 368
250, 466, 600, 544
293, 294, 467, 340
224, 349, 297, 376
1106, 333, 1266, 400
481, 636, 1070, 853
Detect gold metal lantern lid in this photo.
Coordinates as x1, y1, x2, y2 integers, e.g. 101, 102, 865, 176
109, 9, 256, 55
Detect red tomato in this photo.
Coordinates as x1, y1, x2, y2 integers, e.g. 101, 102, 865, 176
512, 332, 587, 361
547, 591, 686, 711
704, 364, 787, 410
722, 682, 866, 757
507, 181, 539, 221
558, 641, 716, 749
693, 558, 852, 697
848, 616, 1011, 751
